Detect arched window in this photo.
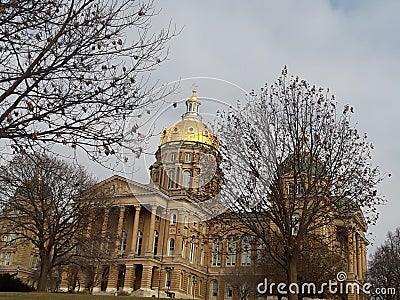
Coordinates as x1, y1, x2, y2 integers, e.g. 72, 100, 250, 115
120, 231, 127, 252
168, 170, 175, 189
182, 170, 191, 188
136, 230, 143, 255
170, 213, 177, 225
179, 272, 184, 289
153, 230, 159, 255
210, 280, 218, 298
226, 283, 233, 298
241, 236, 251, 266
226, 239, 236, 266
168, 238, 175, 256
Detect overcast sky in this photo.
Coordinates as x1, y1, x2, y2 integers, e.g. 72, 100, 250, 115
87, 0, 399, 254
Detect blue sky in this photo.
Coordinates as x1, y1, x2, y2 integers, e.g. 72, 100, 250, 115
86, 0, 399, 254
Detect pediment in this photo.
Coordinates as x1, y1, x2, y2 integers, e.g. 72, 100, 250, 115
89, 175, 156, 198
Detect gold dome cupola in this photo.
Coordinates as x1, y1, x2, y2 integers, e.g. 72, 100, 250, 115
159, 89, 220, 150
182, 88, 201, 121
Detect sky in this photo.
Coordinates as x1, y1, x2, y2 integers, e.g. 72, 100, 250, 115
85, 0, 399, 254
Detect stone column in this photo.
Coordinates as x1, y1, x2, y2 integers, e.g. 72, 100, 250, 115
176, 212, 184, 257
347, 231, 355, 278
158, 211, 167, 255
123, 265, 136, 293
356, 235, 363, 279
101, 208, 110, 251
141, 265, 154, 289
130, 205, 141, 254
115, 206, 126, 253
361, 240, 367, 281
146, 205, 157, 256
352, 232, 358, 277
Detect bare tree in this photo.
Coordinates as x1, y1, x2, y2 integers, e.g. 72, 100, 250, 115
0, 0, 176, 161
216, 67, 386, 300
368, 228, 400, 300
0, 153, 111, 292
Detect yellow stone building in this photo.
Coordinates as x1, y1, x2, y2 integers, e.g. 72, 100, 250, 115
0, 89, 368, 299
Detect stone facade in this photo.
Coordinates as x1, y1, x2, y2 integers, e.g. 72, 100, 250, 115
0, 90, 368, 300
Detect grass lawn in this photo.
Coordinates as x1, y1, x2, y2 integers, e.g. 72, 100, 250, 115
0, 293, 162, 300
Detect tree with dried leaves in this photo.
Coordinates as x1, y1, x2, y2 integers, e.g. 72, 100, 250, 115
216, 68, 385, 300
0, 154, 112, 292
0, 0, 176, 161
368, 228, 400, 300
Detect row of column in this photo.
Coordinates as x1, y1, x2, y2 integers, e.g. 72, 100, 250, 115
102, 204, 160, 256
347, 231, 367, 281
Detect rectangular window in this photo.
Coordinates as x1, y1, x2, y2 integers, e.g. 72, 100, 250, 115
171, 153, 177, 161
185, 153, 192, 162
165, 271, 171, 288
226, 240, 236, 266
212, 241, 221, 266
4, 252, 13, 265
189, 242, 195, 263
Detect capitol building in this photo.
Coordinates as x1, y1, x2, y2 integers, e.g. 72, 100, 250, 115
0, 90, 368, 300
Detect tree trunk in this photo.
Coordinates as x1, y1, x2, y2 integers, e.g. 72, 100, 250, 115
37, 256, 51, 292
288, 254, 298, 300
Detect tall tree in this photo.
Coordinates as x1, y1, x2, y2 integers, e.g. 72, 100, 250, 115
0, 0, 176, 161
369, 228, 400, 300
0, 154, 109, 291
216, 67, 385, 300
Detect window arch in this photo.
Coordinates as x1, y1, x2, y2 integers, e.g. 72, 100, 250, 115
168, 238, 175, 256
153, 230, 159, 255
241, 236, 251, 266
182, 170, 191, 188
136, 230, 143, 255
210, 280, 218, 298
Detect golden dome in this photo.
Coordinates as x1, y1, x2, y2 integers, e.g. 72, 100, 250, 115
159, 89, 220, 150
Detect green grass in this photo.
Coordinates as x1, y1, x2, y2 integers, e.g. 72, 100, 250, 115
0, 293, 162, 300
